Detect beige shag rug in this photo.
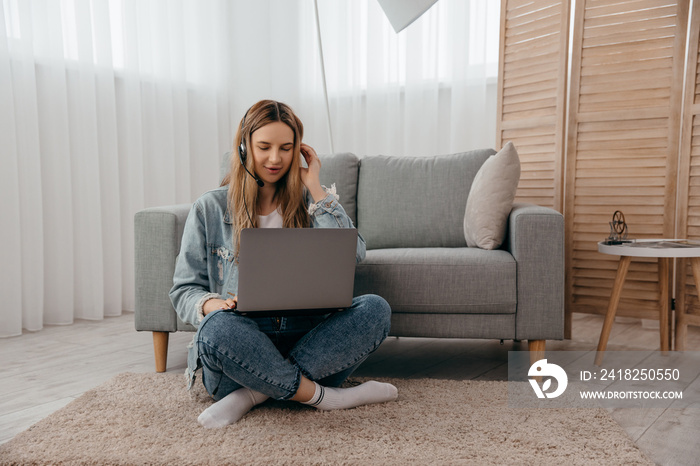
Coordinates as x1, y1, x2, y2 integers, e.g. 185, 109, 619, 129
0, 373, 651, 465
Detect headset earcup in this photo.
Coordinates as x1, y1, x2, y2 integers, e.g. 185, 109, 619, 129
238, 142, 247, 164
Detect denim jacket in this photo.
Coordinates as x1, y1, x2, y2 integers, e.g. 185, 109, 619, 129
169, 185, 366, 388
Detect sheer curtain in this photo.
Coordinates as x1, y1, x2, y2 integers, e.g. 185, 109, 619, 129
0, 0, 235, 337
299, 0, 500, 157
0, 0, 498, 338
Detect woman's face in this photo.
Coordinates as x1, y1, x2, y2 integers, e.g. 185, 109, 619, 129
250, 121, 295, 186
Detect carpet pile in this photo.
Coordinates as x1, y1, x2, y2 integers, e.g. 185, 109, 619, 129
0, 373, 651, 465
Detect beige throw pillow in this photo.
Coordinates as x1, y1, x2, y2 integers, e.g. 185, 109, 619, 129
463, 142, 521, 250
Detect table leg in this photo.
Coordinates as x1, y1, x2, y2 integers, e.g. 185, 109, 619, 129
595, 255, 632, 366
658, 257, 671, 353
678, 257, 700, 352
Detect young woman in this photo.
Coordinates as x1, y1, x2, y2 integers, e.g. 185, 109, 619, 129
170, 100, 397, 428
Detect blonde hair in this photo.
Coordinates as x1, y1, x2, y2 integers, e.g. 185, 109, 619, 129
222, 100, 310, 256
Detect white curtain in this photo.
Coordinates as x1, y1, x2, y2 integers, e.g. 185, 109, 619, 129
0, 0, 235, 337
300, 0, 500, 157
0, 0, 498, 338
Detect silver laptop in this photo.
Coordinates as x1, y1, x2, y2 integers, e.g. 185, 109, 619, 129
235, 228, 358, 316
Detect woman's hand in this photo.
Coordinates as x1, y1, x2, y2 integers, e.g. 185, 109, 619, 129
202, 295, 237, 316
300, 143, 326, 202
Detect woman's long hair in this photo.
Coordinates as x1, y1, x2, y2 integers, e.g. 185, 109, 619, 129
222, 100, 310, 256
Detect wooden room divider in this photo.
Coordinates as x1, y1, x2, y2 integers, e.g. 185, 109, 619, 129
676, 0, 700, 349
498, 0, 700, 339
565, 0, 688, 336
496, 0, 570, 213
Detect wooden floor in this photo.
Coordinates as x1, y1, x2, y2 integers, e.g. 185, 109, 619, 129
2, 312, 699, 465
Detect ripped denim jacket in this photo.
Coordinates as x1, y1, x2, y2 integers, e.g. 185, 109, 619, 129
168, 185, 366, 387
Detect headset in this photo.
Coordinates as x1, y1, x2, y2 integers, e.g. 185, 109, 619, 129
238, 107, 264, 188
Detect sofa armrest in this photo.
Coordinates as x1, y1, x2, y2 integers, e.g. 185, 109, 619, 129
134, 204, 192, 333
506, 203, 564, 340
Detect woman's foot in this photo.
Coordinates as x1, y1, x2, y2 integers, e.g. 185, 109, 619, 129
301, 380, 398, 410
198, 387, 269, 428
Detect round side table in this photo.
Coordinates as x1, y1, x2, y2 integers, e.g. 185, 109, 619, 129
595, 239, 700, 365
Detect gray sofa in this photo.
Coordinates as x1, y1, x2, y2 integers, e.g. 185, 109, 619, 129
135, 149, 564, 372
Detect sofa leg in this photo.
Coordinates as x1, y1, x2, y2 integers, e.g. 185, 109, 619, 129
528, 339, 546, 366
528, 340, 546, 383
153, 331, 170, 373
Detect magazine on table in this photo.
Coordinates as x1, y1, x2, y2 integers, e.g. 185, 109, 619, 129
625, 240, 700, 249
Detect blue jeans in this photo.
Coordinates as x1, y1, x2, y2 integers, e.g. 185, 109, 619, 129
196, 294, 391, 401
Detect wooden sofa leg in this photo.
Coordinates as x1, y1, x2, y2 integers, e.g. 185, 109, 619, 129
528, 339, 546, 366
528, 340, 546, 383
153, 331, 170, 373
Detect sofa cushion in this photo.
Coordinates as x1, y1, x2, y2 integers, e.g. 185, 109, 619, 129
318, 153, 360, 226
353, 248, 516, 314
357, 150, 495, 249
464, 142, 521, 250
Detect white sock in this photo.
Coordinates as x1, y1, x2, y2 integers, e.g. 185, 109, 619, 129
198, 387, 269, 428
301, 380, 398, 411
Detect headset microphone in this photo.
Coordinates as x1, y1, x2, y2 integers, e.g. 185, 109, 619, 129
239, 148, 264, 187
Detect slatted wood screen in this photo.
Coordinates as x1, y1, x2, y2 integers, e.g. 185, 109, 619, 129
676, 1, 700, 349
496, 0, 570, 212
565, 0, 689, 331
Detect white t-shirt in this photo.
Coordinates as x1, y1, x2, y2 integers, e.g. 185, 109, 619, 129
258, 208, 283, 228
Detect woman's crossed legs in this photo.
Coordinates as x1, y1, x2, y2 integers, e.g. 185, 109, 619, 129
196, 294, 396, 428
